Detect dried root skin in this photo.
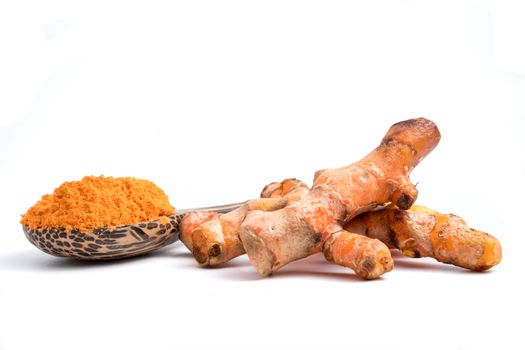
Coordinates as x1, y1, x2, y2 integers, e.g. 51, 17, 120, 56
345, 205, 502, 271
240, 118, 440, 277
323, 230, 394, 279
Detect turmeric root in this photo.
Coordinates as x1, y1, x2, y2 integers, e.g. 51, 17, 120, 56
344, 205, 502, 271
179, 211, 219, 252
239, 118, 441, 277
323, 229, 394, 279
180, 179, 309, 266
182, 179, 394, 278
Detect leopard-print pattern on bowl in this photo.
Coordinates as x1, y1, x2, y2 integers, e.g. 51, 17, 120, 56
22, 214, 182, 260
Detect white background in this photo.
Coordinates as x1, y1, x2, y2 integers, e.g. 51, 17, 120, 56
1, 1, 524, 349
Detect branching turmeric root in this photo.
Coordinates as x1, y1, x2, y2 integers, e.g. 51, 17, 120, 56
345, 205, 502, 271
180, 118, 502, 280
182, 180, 395, 278
240, 118, 441, 277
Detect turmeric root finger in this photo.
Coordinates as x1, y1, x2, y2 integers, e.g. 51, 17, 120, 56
344, 205, 502, 271
179, 195, 294, 252
323, 229, 394, 279
179, 211, 219, 251
240, 118, 440, 277
183, 179, 310, 266
191, 197, 287, 265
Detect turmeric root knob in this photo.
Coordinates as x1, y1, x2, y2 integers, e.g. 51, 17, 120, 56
323, 230, 394, 279
426, 209, 502, 271
179, 211, 218, 251
344, 205, 502, 271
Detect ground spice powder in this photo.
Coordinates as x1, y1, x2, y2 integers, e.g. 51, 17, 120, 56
21, 176, 174, 232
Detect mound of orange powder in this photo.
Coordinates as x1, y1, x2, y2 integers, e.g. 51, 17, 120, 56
21, 176, 174, 232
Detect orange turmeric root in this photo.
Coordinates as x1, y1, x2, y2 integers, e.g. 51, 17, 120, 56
323, 229, 394, 279
239, 118, 441, 277
180, 179, 309, 266
182, 179, 394, 278
179, 211, 219, 251
344, 205, 502, 271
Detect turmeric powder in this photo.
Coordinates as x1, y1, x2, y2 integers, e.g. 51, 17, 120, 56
21, 176, 174, 232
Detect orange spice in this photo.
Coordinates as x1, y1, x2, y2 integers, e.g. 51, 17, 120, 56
21, 176, 174, 232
